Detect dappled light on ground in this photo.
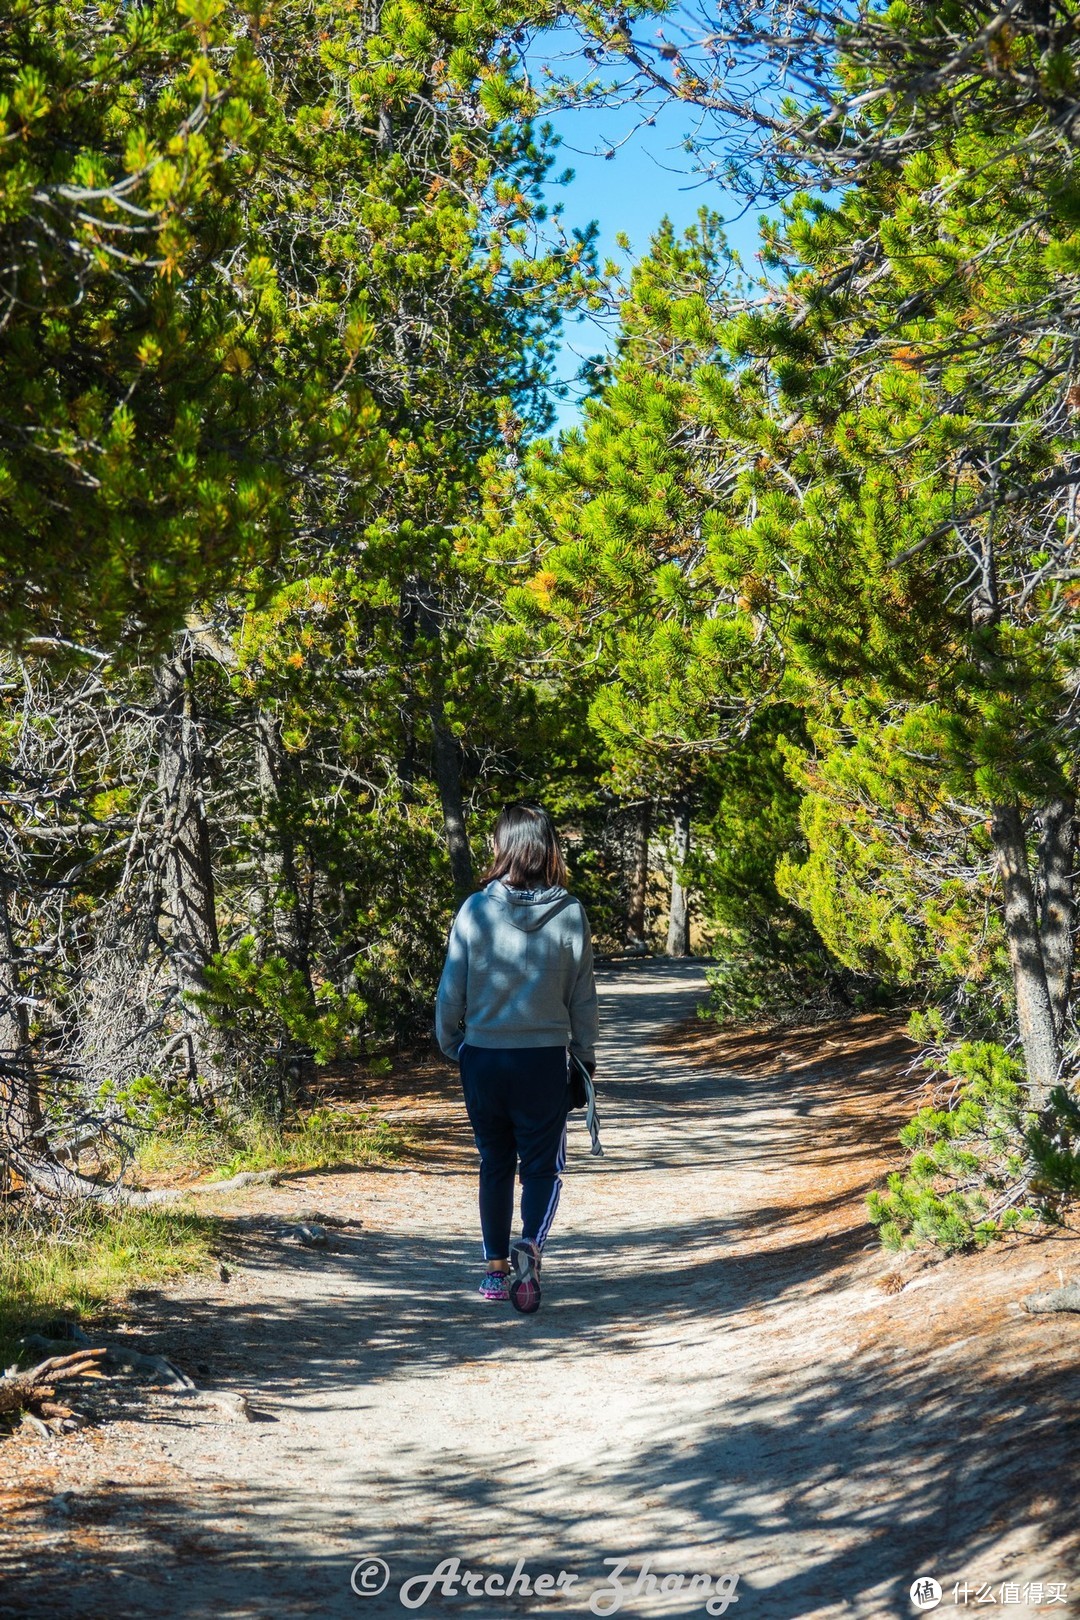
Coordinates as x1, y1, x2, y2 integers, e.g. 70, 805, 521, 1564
2, 963, 1077, 1619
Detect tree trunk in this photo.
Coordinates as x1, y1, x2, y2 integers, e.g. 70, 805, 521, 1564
255, 709, 313, 1110
0, 865, 45, 1171
991, 801, 1060, 1108
665, 794, 692, 958
1036, 795, 1075, 1037
255, 709, 312, 992
397, 584, 418, 803
409, 577, 474, 900
430, 701, 474, 902
365, 1, 393, 153
1, 865, 177, 1202
626, 798, 650, 951
153, 642, 221, 1087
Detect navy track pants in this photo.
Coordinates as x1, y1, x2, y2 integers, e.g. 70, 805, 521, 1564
459, 1044, 570, 1261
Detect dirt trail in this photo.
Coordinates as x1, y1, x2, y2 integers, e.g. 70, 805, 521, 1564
2, 960, 1079, 1620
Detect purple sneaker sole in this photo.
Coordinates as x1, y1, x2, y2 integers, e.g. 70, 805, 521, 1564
478, 1272, 509, 1303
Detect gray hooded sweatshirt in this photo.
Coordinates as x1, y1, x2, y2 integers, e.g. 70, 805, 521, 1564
435, 880, 598, 1066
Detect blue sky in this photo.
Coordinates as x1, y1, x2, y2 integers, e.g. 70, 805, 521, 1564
527, 47, 768, 435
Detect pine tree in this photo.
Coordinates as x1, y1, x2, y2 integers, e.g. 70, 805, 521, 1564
0, 0, 598, 1187
500, 213, 813, 961
0, 0, 386, 648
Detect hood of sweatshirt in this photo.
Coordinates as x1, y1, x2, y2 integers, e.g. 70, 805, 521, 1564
485, 880, 574, 932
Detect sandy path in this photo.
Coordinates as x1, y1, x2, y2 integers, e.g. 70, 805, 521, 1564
2, 960, 1078, 1620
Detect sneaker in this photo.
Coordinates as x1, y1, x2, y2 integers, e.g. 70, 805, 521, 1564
508, 1239, 542, 1314
478, 1269, 509, 1303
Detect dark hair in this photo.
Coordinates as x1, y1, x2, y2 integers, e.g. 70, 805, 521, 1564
482, 803, 567, 890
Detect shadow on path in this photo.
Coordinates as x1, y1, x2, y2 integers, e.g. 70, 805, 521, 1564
2, 961, 1076, 1620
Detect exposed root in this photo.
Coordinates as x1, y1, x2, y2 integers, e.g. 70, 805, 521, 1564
12, 1329, 252, 1426
6, 1147, 185, 1207
6, 1150, 282, 1206
186, 1168, 283, 1196
0, 1347, 107, 1431
19, 1331, 194, 1390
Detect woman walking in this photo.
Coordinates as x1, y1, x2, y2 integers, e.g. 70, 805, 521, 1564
435, 803, 598, 1314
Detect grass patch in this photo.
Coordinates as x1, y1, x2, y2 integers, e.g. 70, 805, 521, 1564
0, 1202, 217, 1370
133, 1105, 408, 1183
0, 1105, 407, 1372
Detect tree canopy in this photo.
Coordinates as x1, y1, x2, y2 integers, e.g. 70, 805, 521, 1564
3, 0, 1080, 1252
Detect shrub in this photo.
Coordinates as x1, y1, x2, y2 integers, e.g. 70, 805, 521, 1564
703, 943, 886, 1026
1026, 1085, 1080, 1207
193, 940, 367, 1118
868, 1040, 1038, 1251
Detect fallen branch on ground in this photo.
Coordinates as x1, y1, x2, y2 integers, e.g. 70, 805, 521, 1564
15, 1331, 252, 1421
19, 1331, 194, 1389
0, 1347, 107, 1429
4, 1148, 283, 1206
186, 1168, 282, 1196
